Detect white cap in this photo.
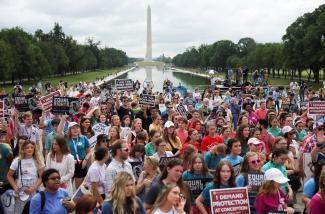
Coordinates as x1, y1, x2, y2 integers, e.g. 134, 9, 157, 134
247, 137, 263, 145
68, 122, 80, 129
265, 168, 289, 184
164, 121, 175, 128
282, 126, 293, 134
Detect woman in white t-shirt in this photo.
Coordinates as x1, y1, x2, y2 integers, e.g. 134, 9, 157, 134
152, 184, 186, 214
7, 140, 45, 214
84, 147, 109, 205
46, 136, 75, 196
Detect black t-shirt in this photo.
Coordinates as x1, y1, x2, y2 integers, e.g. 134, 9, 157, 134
117, 106, 134, 120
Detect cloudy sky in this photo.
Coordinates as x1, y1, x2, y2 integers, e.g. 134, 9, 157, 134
0, 0, 323, 58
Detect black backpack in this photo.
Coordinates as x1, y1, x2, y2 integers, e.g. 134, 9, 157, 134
22, 191, 46, 214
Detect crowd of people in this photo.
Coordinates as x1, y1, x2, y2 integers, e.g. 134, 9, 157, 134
1, 74, 325, 214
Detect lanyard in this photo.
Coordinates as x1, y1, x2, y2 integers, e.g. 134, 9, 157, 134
25, 127, 32, 139
72, 137, 80, 161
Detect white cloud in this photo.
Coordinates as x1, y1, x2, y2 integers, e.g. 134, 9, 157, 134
0, 0, 323, 57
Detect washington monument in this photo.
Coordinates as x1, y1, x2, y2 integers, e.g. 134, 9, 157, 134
145, 5, 152, 61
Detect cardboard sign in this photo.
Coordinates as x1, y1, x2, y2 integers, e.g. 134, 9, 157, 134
92, 123, 108, 136
51, 97, 80, 115
130, 161, 144, 181
176, 103, 189, 118
0, 101, 4, 119
210, 187, 250, 214
159, 156, 179, 171
139, 94, 156, 106
0, 95, 11, 109
184, 178, 213, 199
39, 91, 61, 112
247, 173, 265, 192
89, 135, 97, 148
303, 153, 313, 184
309, 101, 325, 115
14, 95, 37, 112
115, 79, 133, 91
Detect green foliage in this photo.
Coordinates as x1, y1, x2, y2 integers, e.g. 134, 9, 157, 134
173, 4, 325, 83
0, 23, 128, 84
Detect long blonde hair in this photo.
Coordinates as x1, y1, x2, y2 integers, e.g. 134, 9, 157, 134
108, 172, 140, 214
257, 180, 278, 196
152, 183, 179, 213
19, 140, 42, 170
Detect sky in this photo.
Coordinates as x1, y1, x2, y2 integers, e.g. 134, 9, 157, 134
0, 0, 324, 58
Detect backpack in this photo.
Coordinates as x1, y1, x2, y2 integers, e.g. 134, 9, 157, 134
21, 191, 46, 214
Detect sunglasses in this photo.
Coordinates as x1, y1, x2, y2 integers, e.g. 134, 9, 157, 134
123, 100, 128, 103
121, 148, 129, 152
100, 139, 109, 143
249, 159, 261, 165
48, 176, 61, 181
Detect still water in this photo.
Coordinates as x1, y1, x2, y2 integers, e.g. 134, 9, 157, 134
110, 66, 210, 92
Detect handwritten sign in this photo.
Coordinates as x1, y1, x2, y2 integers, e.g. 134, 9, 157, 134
51, 97, 80, 115
130, 161, 144, 181
14, 95, 37, 112
176, 103, 189, 118
92, 123, 108, 136
39, 91, 61, 112
309, 101, 325, 115
184, 178, 213, 199
115, 79, 133, 91
210, 187, 250, 214
139, 94, 156, 106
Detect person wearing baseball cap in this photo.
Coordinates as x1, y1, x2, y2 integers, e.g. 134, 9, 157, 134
247, 137, 264, 153
255, 168, 294, 214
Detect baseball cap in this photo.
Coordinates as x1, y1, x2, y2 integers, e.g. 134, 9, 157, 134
164, 121, 175, 128
265, 168, 289, 184
282, 126, 294, 134
68, 122, 80, 129
247, 138, 263, 145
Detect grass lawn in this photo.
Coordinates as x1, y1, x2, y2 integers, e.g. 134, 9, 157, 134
1, 66, 128, 94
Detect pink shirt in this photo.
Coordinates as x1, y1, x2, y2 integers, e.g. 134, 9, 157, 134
255, 189, 287, 214
310, 193, 325, 214
175, 129, 188, 145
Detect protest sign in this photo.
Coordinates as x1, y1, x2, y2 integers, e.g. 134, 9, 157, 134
303, 153, 313, 184
247, 172, 265, 192
184, 178, 213, 199
176, 103, 189, 118
0, 101, 4, 119
309, 101, 325, 115
115, 79, 133, 91
39, 91, 61, 112
0, 95, 11, 110
210, 187, 250, 214
139, 94, 156, 106
89, 135, 97, 148
51, 97, 80, 115
14, 95, 37, 112
130, 161, 143, 180
159, 157, 179, 171
92, 123, 108, 136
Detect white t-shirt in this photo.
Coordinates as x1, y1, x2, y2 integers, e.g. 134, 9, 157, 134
10, 158, 44, 188
18, 124, 40, 144
152, 151, 173, 162
152, 207, 182, 214
85, 162, 106, 194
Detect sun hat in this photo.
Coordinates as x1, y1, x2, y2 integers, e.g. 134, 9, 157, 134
68, 122, 80, 129
265, 168, 289, 184
164, 121, 175, 128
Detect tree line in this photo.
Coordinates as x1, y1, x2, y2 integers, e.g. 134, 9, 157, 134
0, 23, 128, 84
172, 4, 325, 83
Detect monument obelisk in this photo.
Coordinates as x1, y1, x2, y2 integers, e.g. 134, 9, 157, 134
145, 5, 152, 61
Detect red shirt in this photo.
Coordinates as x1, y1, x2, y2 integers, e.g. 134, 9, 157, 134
175, 129, 189, 145
255, 108, 267, 120
201, 135, 223, 152
258, 132, 275, 154
179, 141, 200, 153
